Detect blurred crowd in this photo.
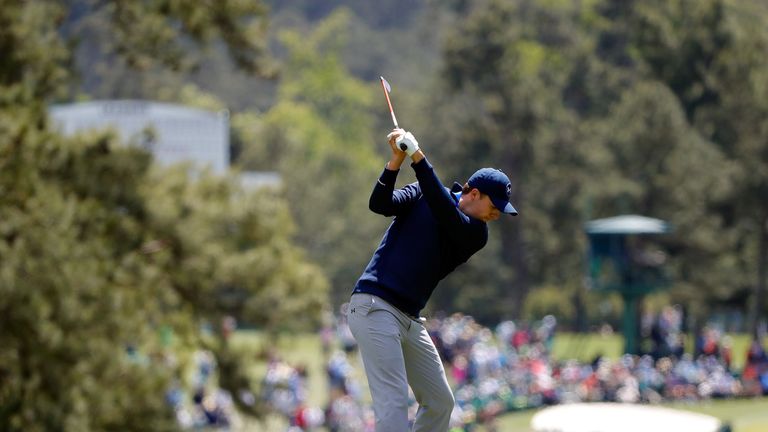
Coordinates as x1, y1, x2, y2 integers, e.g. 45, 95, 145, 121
443, 310, 768, 430
165, 349, 243, 429
172, 308, 768, 431
261, 312, 377, 432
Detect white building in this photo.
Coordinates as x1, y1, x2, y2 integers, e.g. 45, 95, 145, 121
49, 100, 230, 174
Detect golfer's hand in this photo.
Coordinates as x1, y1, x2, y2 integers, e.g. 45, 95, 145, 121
396, 131, 420, 156
387, 128, 406, 150
386, 128, 407, 170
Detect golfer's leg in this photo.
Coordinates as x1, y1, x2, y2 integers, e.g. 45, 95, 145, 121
348, 303, 409, 432
403, 322, 454, 432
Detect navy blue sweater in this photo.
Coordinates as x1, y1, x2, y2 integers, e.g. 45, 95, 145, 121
353, 158, 488, 318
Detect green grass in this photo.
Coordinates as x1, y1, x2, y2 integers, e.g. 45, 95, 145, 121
231, 330, 765, 431
494, 398, 768, 432
550, 332, 624, 362
551, 332, 753, 371
667, 398, 768, 432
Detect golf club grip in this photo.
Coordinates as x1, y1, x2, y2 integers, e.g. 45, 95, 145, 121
399, 143, 408, 151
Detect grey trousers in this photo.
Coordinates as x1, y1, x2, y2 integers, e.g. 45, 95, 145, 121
347, 293, 454, 432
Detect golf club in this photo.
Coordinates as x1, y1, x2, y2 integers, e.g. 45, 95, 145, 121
380, 76, 408, 152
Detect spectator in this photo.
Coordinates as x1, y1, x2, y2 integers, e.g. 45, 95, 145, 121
258, 309, 761, 431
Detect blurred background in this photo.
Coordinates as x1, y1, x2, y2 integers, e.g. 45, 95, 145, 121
1, 0, 767, 431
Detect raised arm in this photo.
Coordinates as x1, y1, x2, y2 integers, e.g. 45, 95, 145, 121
412, 158, 469, 228
368, 167, 420, 216
368, 129, 420, 216
393, 130, 472, 229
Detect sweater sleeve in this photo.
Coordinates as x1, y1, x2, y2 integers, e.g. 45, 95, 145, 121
411, 158, 471, 228
368, 166, 421, 217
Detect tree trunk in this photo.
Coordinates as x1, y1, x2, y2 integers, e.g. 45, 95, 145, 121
501, 216, 529, 318
752, 212, 768, 333
499, 129, 530, 319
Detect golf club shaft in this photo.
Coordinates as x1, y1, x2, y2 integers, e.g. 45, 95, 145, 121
380, 77, 399, 129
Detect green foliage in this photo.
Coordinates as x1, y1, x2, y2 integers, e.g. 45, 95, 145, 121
0, 1, 70, 102
236, 10, 384, 304
0, 127, 177, 431
61, 0, 274, 100
421, 0, 768, 328
99, 0, 272, 73
626, 0, 768, 328
259, 0, 768, 330
0, 1, 327, 429
5, 3, 768, 428
0, 124, 328, 430
142, 166, 329, 330
427, 0, 594, 317
632, 0, 732, 119
236, 0, 768, 329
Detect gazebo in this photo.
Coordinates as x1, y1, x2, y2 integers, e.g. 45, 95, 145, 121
585, 215, 672, 355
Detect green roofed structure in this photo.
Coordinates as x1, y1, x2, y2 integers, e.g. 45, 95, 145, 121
585, 215, 672, 355
585, 215, 670, 235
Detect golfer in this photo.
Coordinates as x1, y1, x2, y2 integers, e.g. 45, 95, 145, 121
347, 128, 517, 431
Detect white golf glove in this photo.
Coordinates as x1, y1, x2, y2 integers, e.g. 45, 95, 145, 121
396, 131, 419, 156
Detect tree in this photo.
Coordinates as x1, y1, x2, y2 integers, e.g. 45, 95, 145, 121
142, 165, 329, 331
425, 0, 598, 320
0, 128, 180, 431
631, 0, 768, 329
62, 0, 275, 100
0, 1, 329, 429
588, 81, 735, 325
236, 9, 385, 305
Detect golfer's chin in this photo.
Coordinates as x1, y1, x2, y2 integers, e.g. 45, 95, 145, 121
479, 214, 500, 223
